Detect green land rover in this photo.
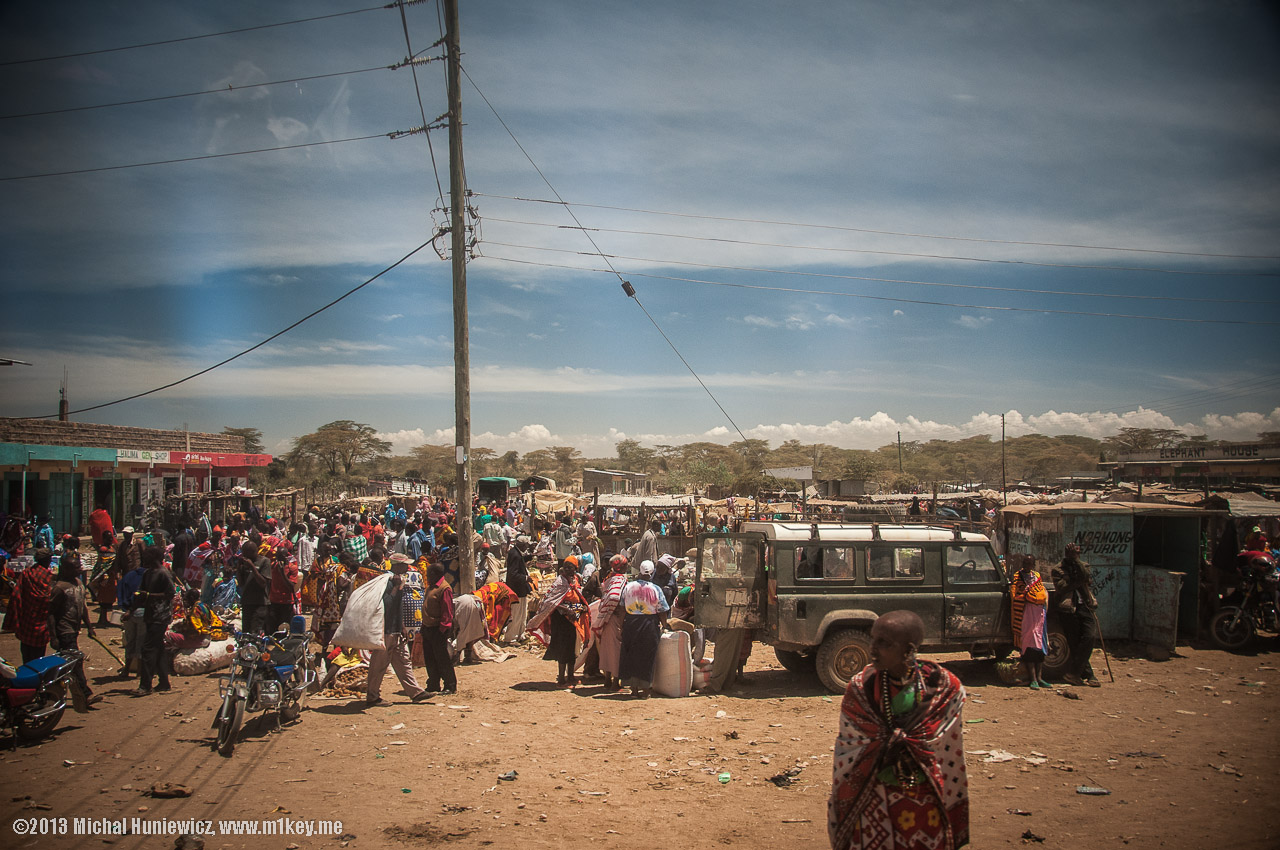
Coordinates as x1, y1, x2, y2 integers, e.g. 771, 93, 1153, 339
694, 521, 1012, 693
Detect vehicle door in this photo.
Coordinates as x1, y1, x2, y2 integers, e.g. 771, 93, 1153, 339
778, 541, 860, 646
942, 543, 1009, 643
693, 533, 768, 630
863, 543, 944, 644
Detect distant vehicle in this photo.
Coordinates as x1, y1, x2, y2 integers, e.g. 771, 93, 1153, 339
477, 477, 520, 503
694, 522, 1011, 693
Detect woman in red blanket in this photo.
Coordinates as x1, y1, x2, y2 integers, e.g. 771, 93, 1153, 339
828, 610, 969, 850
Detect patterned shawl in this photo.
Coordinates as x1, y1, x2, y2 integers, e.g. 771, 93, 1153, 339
592, 573, 627, 636
828, 660, 969, 850
1010, 570, 1048, 642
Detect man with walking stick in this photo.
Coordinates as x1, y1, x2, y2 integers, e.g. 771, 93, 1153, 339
1052, 543, 1102, 687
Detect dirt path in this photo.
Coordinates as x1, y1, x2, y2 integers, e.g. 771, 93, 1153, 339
1, 629, 1277, 850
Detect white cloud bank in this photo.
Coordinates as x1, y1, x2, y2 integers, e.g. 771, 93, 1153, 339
376, 407, 1280, 456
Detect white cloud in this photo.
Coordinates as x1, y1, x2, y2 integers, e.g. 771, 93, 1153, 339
954, 315, 993, 330
892, 310, 905, 317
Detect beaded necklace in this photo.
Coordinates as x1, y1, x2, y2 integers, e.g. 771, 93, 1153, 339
880, 664, 926, 788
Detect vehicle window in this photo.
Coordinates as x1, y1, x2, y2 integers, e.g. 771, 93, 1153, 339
796, 545, 857, 580
946, 545, 1002, 584
868, 546, 924, 581
700, 538, 761, 578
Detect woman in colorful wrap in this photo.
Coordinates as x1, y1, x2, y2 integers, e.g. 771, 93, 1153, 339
1010, 555, 1050, 689
475, 580, 517, 641
618, 560, 670, 699
828, 610, 969, 850
527, 557, 590, 686
593, 555, 629, 690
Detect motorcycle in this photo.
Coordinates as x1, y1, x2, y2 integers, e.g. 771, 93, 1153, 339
0, 650, 85, 746
212, 615, 314, 756
1210, 553, 1279, 651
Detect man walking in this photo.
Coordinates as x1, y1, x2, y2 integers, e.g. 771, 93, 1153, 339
1052, 543, 1101, 687
48, 553, 102, 705
365, 555, 430, 706
135, 546, 176, 695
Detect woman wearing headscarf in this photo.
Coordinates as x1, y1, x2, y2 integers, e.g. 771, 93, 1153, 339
618, 560, 670, 699
527, 557, 590, 686
593, 555, 629, 691
1010, 555, 1050, 689
828, 610, 969, 850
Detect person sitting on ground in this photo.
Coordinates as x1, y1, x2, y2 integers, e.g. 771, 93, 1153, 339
828, 610, 970, 850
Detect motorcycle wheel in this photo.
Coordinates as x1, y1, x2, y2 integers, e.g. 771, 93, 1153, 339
1209, 607, 1255, 651
215, 694, 245, 757
16, 686, 65, 741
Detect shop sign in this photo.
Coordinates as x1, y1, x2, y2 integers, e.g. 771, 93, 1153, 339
117, 449, 170, 463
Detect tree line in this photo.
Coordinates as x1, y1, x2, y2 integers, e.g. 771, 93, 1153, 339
223, 423, 1277, 499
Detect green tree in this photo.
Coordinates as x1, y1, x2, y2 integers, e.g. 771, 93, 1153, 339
549, 446, 583, 483
729, 439, 771, 473
471, 447, 497, 478
290, 420, 390, 476
410, 444, 458, 490
498, 450, 521, 477
222, 426, 265, 454
616, 438, 657, 472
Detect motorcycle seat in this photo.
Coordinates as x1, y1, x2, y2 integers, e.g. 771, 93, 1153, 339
12, 656, 66, 689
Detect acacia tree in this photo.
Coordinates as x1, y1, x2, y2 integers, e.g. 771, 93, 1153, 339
222, 426, 265, 454
291, 420, 391, 475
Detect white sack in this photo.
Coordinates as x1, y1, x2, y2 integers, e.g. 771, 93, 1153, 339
331, 573, 391, 650
172, 638, 235, 676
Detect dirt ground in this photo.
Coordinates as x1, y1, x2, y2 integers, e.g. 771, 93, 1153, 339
1, 627, 1278, 850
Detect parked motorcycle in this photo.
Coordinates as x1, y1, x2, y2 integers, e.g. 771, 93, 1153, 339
212, 616, 314, 756
1210, 553, 1279, 651
0, 649, 84, 745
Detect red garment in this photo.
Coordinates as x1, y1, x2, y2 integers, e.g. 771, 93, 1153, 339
10, 564, 53, 646
828, 661, 969, 850
88, 509, 114, 548
269, 558, 301, 605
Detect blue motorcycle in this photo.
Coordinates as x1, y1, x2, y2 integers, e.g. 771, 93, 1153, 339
212, 616, 314, 756
0, 650, 84, 746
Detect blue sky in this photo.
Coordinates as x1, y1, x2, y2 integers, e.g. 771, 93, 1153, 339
1, 1, 1278, 458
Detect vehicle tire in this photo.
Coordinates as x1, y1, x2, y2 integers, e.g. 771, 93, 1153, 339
280, 698, 301, 723
816, 629, 872, 694
215, 695, 245, 757
1209, 607, 1255, 651
774, 648, 816, 674
16, 686, 65, 741
1042, 625, 1071, 679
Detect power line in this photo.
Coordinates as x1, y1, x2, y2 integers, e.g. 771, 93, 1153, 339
482, 216, 1276, 279
0, 64, 391, 121
481, 239, 1276, 306
1093, 374, 1280, 418
0, 131, 411, 182
473, 192, 1280, 262
460, 62, 749, 441
476, 253, 1280, 326
395, 0, 447, 209
623, 282, 750, 444
0, 4, 392, 67
28, 238, 439, 419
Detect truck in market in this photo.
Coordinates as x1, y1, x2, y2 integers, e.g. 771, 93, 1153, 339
693, 521, 1012, 693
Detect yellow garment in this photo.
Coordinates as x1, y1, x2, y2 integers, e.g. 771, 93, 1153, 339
188, 604, 228, 641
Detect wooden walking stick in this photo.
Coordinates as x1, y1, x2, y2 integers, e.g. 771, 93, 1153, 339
1091, 609, 1115, 683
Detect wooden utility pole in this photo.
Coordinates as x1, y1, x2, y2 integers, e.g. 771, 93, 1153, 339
1001, 413, 1007, 506
445, 0, 474, 594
